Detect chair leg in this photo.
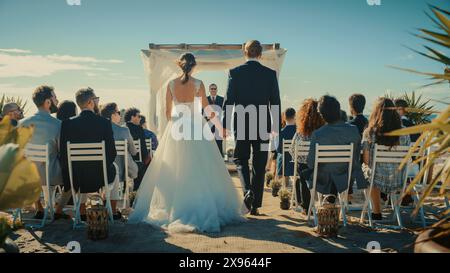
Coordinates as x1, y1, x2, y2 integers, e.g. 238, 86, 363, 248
307, 188, 316, 226
338, 193, 348, 227
391, 195, 403, 229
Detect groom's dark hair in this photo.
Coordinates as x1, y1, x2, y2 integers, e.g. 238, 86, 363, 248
244, 40, 262, 58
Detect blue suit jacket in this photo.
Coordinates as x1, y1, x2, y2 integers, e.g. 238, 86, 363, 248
19, 110, 63, 186
307, 122, 368, 194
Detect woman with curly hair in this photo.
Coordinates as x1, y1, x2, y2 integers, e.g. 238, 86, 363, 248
362, 97, 410, 221
289, 98, 325, 211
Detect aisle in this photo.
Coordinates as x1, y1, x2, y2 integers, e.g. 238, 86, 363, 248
10, 164, 416, 253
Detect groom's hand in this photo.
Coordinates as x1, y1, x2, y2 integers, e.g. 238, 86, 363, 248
221, 128, 230, 139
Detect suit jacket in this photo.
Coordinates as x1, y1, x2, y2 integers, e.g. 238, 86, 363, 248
401, 116, 420, 142
222, 61, 281, 141
112, 123, 139, 181
349, 114, 368, 137
307, 122, 368, 194
206, 95, 224, 133
60, 110, 117, 193
126, 122, 149, 161
276, 124, 297, 176
19, 110, 63, 186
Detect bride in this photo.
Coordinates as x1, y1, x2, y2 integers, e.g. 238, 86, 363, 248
128, 53, 245, 233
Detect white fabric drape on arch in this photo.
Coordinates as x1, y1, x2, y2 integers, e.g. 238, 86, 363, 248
140, 48, 287, 135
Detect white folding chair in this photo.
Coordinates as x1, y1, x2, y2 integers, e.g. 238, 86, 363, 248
115, 140, 132, 210
291, 140, 310, 211
133, 140, 143, 162
360, 144, 411, 229
281, 139, 293, 188
145, 138, 153, 158
14, 143, 55, 228
67, 141, 114, 229
307, 143, 354, 227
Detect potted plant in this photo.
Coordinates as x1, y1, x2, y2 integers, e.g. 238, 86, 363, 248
279, 189, 291, 210
270, 179, 282, 197
389, 5, 449, 253
265, 172, 274, 187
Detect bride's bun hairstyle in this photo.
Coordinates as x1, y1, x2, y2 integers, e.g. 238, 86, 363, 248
177, 53, 197, 84
244, 40, 263, 59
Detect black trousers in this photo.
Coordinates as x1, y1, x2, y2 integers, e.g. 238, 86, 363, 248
297, 164, 338, 209
233, 139, 269, 209
295, 163, 311, 211
216, 139, 223, 157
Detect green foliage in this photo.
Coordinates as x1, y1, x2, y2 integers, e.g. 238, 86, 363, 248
0, 94, 28, 116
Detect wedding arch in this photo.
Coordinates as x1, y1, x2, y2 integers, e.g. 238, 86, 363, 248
140, 43, 287, 134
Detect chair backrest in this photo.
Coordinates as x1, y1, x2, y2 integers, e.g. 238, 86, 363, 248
294, 141, 311, 159
115, 140, 128, 157
133, 140, 142, 162
24, 143, 49, 163
24, 143, 50, 188
66, 141, 108, 193
372, 144, 410, 164
315, 143, 354, 163
67, 142, 106, 162
145, 138, 152, 152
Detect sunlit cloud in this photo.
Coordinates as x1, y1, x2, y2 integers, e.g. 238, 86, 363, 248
0, 48, 32, 54
0, 49, 123, 78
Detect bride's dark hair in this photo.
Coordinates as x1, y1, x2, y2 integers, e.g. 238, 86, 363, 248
177, 53, 197, 84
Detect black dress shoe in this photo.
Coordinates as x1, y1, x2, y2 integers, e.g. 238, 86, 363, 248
250, 207, 260, 216
244, 191, 254, 211
113, 211, 122, 221
33, 210, 44, 220
54, 213, 71, 220
80, 214, 87, 222
323, 195, 336, 204
371, 213, 382, 221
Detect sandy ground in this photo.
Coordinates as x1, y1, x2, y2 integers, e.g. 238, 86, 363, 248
8, 164, 432, 253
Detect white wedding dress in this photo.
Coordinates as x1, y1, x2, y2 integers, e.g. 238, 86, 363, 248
128, 78, 245, 233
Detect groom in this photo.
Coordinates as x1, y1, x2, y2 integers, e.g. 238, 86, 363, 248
222, 40, 281, 216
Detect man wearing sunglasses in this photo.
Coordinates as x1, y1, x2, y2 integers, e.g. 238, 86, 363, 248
1, 102, 24, 126
206, 83, 224, 157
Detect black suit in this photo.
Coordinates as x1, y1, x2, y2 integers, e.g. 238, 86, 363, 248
126, 122, 149, 191
60, 110, 117, 193
207, 95, 224, 156
349, 114, 368, 137
223, 61, 281, 209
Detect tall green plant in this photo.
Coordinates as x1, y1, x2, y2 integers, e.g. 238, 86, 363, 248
0, 95, 28, 116
401, 91, 434, 124
388, 5, 449, 242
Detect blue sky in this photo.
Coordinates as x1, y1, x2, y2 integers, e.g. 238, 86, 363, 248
0, 0, 449, 117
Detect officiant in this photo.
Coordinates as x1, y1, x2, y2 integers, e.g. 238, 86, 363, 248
206, 83, 224, 156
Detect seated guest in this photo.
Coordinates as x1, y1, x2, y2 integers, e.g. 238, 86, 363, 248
348, 93, 368, 200
60, 87, 120, 220
139, 115, 158, 151
56, 100, 78, 121
289, 99, 325, 210
340, 110, 348, 123
125, 108, 150, 191
19, 86, 71, 220
305, 95, 367, 202
125, 108, 150, 164
362, 98, 410, 221
276, 108, 297, 186
2, 102, 24, 127
394, 98, 420, 142
100, 103, 139, 183
348, 94, 368, 136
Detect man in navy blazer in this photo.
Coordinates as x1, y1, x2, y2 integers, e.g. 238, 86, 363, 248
276, 108, 297, 181
222, 40, 281, 215
206, 83, 225, 156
